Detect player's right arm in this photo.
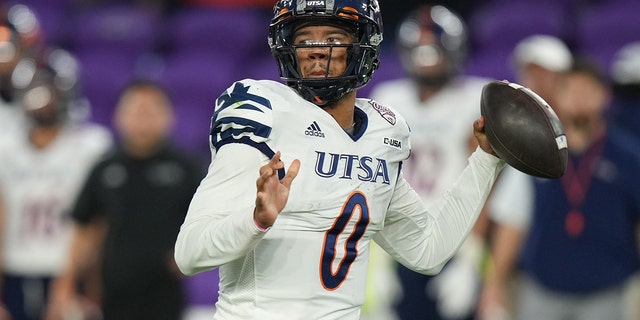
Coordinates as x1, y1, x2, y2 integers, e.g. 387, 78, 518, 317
174, 80, 299, 275
174, 144, 296, 275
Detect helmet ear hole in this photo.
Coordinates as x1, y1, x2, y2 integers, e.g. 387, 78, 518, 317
269, 0, 383, 106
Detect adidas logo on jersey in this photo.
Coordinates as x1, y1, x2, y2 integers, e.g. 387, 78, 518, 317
305, 121, 325, 138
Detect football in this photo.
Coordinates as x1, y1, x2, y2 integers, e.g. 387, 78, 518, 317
481, 81, 568, 179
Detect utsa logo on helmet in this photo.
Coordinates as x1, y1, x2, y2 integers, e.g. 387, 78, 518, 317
306, 0, 326, 7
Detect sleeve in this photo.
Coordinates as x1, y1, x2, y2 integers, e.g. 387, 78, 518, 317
488, 166, 533, 229
175, 80, 278, 275
174, 143, 270, 275
373, 148, 505, 275
210, 80, 274, 155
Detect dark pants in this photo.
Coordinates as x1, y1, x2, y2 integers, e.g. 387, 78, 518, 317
2, 274, 52, 320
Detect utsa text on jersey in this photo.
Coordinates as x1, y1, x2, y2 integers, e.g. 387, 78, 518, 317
314, 151, 391, 184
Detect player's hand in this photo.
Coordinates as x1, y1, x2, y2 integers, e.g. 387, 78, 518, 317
473, 116, 498, 157
254, 151, 301, 229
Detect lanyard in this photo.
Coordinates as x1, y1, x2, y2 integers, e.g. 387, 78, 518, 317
560, 133, 607, 237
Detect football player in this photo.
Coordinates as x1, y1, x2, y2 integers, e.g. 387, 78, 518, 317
0, 48, 112, 320
369, 7, 492, 319
174, 1, 505, 319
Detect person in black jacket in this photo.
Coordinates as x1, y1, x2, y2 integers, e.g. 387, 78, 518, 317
47, 80, 204, 320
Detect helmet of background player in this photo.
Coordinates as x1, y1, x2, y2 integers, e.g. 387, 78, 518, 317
610, 41, 640, 96
19, 47, 82, 127
0, 3, 43, 102
269, 0, 383, 106
396, 5, 467, 87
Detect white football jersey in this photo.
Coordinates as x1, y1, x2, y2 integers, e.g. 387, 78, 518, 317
0, 123, 112, 276
370, 76, 489, 205
175, 79, 504, 320
0, 100, 25, 145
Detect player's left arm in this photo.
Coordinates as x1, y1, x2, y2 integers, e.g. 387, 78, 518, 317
424, 125, 497, 318
374, 145, 504, 274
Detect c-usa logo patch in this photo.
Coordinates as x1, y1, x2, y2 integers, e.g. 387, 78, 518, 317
369, 100, 396, 125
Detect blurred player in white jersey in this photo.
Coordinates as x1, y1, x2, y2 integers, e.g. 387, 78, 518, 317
0, 3, 43, 145
174, 1, 506, 319
368, 5, 490, 320
0, 48, 112, 320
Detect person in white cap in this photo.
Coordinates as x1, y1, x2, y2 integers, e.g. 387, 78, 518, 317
609, 41, 640, 139
476, 34, 573, 320
609, 45, 640, 320
510, 34, 573, 111
478, 54, 640, 320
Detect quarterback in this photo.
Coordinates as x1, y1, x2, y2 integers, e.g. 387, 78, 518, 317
174, 0, 505, 319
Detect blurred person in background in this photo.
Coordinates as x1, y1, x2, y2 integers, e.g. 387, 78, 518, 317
476, 34, 573, 320
599, 40, 640, 320
0, 3, 43, 144
509, 35, 573, 110
478, 57, 640, 320
368, 5, 491, 320
608, 41, 640, 139
47, 80, 204, 320
0, 48, 112, 320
